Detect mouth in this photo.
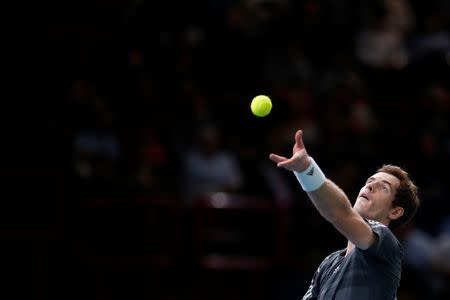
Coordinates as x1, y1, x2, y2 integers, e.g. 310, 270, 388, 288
359, 194, 369, 201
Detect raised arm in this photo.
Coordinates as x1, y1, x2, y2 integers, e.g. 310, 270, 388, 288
269, 130, 376, 250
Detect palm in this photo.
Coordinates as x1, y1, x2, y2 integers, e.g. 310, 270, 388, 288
269, 130, 311, 172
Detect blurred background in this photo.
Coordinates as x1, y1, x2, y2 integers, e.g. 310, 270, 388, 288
3, 0, 449, 299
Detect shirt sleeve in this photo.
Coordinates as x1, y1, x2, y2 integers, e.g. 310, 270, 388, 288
363, 220, 403, 264
302, 252, 336, 300
302, 269, 319, 300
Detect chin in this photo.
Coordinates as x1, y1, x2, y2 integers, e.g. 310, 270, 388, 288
354, 207, 369, 219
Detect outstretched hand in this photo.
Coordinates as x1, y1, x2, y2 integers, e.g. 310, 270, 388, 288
269, 130, 312, 172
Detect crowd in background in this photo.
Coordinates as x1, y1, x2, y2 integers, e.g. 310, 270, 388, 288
10, 0, 450, 299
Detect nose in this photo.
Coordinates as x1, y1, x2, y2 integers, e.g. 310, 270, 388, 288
366, 182, 374, 192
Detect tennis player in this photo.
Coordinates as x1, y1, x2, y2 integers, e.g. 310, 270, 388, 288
270, 130, 420, 299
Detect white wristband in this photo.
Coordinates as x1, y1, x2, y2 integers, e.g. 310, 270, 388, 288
293, 157, 326, 192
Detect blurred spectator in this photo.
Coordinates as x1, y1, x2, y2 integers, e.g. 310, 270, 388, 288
181, 123, 244, 203
318, 52, 364, 97
420, 83, 450, 136
276, 83, 321, 151
71, 107, 121, 192
400, 216, 450, 299
126, 127, 170, 196
263, 39, 315, 89
412, 84, 450, 231
174, 25, 206, 78
355, 0, 414, 70
407, 2, 449, 63
65, 78, 109, 130
384, 0, 415, 34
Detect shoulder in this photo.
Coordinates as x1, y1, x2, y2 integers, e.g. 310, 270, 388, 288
321, 249, 345, 266
363, 220, 403, 261
367, 220, 396, 241
367, 219, 384, 228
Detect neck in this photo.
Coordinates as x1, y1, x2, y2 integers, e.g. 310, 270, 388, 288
345, 241, 355, 256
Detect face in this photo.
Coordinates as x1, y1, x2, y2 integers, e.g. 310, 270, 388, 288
354, 172, 402, 225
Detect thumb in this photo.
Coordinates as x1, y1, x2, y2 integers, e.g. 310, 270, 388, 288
295, 130, 305, 149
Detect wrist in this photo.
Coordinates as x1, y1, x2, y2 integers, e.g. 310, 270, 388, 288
297, 156, 312, 172
293, 157, 326, 192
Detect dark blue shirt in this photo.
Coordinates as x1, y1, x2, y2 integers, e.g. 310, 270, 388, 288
302, 220, 403, 300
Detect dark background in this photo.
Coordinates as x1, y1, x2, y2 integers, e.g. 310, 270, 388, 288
3, 0, 449, 299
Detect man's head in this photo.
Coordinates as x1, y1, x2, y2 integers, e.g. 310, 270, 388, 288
354, 165, 420, 230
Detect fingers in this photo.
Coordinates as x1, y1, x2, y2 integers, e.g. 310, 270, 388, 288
270, 129, 306, 171
270, 154, 295, 170
277, 158, 295, 169
269, 153, 287, 163
295, 130, 305, 149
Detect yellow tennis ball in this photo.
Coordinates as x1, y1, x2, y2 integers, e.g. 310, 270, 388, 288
251, 95, 272, 117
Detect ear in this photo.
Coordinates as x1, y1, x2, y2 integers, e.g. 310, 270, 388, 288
389, 206, 404, 221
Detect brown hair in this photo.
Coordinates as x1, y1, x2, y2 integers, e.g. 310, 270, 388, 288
377, 165, 420, 230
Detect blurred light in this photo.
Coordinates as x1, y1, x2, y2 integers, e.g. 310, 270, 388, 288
211, 192, 229, 208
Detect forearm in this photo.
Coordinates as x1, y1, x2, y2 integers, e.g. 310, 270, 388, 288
293, 157, 353, 222
306, 179, 353, 223
270, 130, 375, 249
293, 158, 374, 249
